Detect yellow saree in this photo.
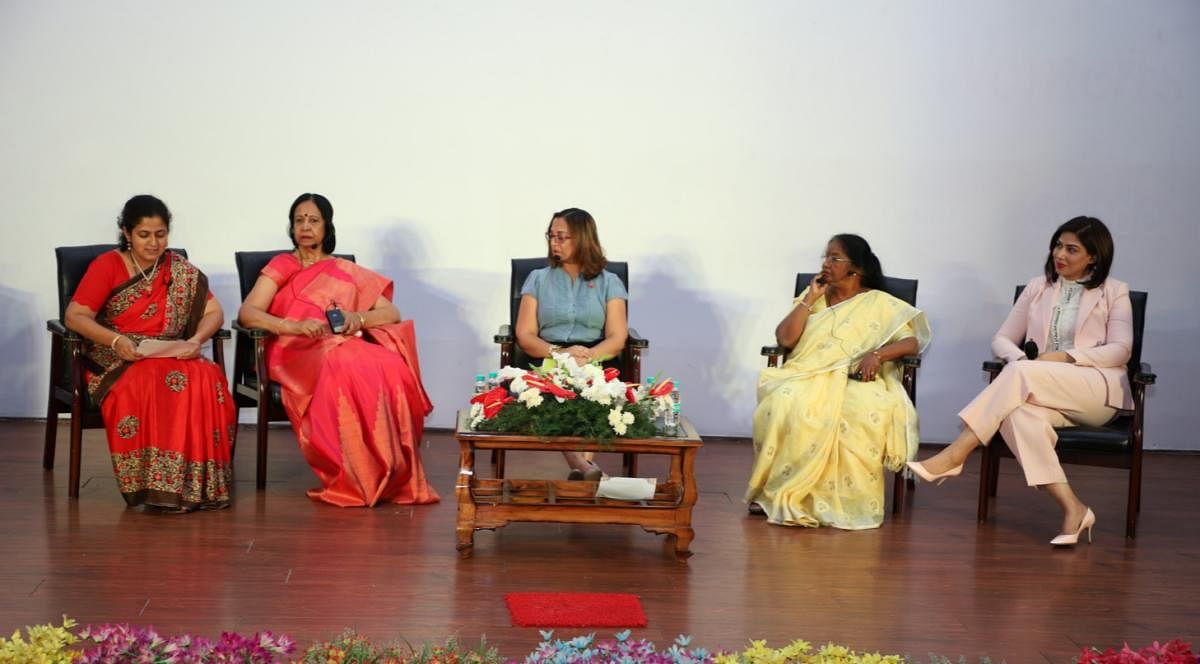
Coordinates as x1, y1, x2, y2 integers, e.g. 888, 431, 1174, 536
746, 288, 932, 529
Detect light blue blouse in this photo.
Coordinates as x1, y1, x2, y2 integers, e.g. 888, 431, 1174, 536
521, 266, 628, 343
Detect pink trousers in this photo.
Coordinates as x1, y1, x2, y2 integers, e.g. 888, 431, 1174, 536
958, 360, 1117, 486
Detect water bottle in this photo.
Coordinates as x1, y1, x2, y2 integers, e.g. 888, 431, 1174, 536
664, 402, 681, 436
670, 381, 681, 415
486, 371, 500, 390
473, 374, 487, 395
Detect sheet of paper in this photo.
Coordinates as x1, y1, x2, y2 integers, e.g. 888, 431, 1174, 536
136, 339, 194, 358
595, 476, 657, 501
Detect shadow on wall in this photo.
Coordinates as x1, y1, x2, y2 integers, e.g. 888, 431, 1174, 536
372, 222, 491, 430
632, 252, 731, 436
1, 287, 43, 417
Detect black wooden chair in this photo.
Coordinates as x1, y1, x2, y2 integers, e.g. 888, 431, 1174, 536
760, 273, 923, 514
43, 245, 228, 498
976, 287, 1154, 539
231, 251, 354, 490
491, 258, 650, 477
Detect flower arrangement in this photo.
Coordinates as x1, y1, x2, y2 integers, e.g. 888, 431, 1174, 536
297, 629, 501, 664
76, 623, 295, 663
1077, 638, 1196, 664
0, 615, 79, 663
469, 354, 675, 441
520, 630, 711, 663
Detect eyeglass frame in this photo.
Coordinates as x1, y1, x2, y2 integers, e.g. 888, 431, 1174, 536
820, 254, 854, 265
545, 232, 573, 243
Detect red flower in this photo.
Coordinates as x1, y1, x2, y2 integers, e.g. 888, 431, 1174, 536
625, 386, 638, 404
521, 374, 577, 400
648, 379, 673, 398
470, 386, 515, 419
603, 367, 621, 382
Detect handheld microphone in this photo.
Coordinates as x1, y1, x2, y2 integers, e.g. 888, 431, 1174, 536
1023, 340, 1039, 360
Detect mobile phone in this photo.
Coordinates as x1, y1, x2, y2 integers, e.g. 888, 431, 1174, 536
325, 308, 347, 334
816, 275, 827, 285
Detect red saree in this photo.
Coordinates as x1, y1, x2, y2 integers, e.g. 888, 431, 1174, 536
262, 254, 439, 507
72, 251, 234, 510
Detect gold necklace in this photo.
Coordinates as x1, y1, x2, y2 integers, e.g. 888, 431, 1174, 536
129, 252, 160, 284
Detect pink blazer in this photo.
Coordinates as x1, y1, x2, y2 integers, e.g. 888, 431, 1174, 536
992, 275, 1134, 411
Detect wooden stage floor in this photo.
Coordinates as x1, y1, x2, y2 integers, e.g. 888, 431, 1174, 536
2, 420, 1197, 662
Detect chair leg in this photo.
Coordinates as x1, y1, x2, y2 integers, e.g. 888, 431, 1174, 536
623, 453, 638, 477
68, 408, 84, 500
891, 469, 905, 515
495, 449, 506, 480
255, 403, 269, 490
976, 446, 992, 523
43, 395, 59, 471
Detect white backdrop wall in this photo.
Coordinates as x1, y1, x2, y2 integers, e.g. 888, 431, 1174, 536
2, 1, 1198, 449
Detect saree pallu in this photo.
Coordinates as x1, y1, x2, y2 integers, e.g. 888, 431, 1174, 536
746, 289, 931, 529
85, 252, 234, 510
264, 256, 439, 507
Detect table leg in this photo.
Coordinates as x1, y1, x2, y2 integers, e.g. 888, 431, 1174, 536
455, 442, 477, 553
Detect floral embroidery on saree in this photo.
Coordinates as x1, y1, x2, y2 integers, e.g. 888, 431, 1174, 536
111, 447, 232, 508
116, 415, 139, 439
165, 370, 188, 392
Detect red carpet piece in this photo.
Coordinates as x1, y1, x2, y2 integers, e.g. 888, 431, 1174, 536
505, 592, 648, 628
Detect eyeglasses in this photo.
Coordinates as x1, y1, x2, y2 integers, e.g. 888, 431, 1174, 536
545, 232, 573, 242
820, 255, 852, 264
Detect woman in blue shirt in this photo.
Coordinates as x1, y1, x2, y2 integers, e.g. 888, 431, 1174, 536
515, 207, 629, 480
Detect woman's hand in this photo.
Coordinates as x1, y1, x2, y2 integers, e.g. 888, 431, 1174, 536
1036, 351, 1075, 363
176, 340, 203, 360
113, 336, 143, 362
282, 318, 329, 338
563, 345, 594, 365
341, 311, 366, 336
857, 351, 882, 381
806, 274, 828, 301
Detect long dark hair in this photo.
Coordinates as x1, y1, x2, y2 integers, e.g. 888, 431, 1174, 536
1042, 216, 1113, 289
830, 233, 884, 289
288, 193, 337, 253
546, 207, 608, 280
117, 194, 172, 250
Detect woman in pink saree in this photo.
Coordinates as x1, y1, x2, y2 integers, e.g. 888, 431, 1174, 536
238, 193, 438, 507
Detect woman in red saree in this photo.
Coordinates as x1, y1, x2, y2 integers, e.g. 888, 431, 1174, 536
65, 195, 234, 511
238, 193, 438, 507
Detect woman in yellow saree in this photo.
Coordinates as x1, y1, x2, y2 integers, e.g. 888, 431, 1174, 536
746, 234, 931, 529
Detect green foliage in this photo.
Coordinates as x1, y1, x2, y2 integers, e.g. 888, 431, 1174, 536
477, 396, 658, 442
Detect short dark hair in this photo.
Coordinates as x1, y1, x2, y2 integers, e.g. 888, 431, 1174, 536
830, 233, 884, 290
547, 207, 607, 280
1043, 216, 1113, 289
117, 194, 172, 250
288, 193, 337, 254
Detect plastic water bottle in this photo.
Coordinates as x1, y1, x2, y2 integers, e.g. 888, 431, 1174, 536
486, 371, 500, 390
664, 403, 681, 436
473, 374, 487, 395
670, 381, 681, 414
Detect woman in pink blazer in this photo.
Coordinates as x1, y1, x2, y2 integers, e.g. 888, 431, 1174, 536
908, 217, 1133, 546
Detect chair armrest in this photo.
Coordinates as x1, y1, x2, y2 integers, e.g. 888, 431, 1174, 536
761, 344, 787, 358
627, 327, 648, 349
1133, 362, 1156, 385
213, 328, 231, 341
900, 354, 921, 368
982, 359, 1006, 375
46, 319, 81, 340
232, 320, 272, 340
494, 324, 514, 344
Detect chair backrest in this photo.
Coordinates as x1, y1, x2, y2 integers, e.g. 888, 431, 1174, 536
233, 251, 356, 299
508, 258, 630, 326
793, 273, 918, 306
55, 245, 188, 319
1012, 285, 1147, 377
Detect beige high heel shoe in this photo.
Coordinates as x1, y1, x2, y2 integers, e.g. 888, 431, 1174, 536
1050, 508, 1096, 546
905, 460, 964, 485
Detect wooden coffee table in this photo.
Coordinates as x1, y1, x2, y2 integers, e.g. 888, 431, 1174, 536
453, 411, 703, 557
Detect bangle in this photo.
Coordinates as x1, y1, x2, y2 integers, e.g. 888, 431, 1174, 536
110, 334, 125, 350
871, 350, 883, 361
548, 344, 560, 356
798, 300, 813, 310
356, 312, 366, 329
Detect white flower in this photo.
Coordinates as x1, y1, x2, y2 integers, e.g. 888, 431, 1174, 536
518, 388, 544, 409
469, 402, 484, 428
581, 382, 613, 405
497, 366, 526, 381
510, 376, 528, 394
607, 406, 635, 435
